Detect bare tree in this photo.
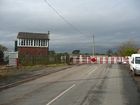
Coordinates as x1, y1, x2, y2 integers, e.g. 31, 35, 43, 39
117, 40, 137, 56
106, 49, 113, 56
0, 44, 7, 51
0, 44, 7, 62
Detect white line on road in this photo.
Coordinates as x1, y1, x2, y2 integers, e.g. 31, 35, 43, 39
87, 66, 98, 76
46, 84, 76, 105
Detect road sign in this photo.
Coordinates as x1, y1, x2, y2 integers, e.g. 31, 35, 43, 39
91, 57, 97, 62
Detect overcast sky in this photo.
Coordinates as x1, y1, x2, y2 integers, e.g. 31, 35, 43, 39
0, 0, 140, 53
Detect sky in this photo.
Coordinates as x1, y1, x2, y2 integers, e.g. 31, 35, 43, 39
0, 0, 140, 53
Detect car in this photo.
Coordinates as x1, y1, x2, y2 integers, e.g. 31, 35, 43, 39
122, 61, 127, 64
130, 54, 140, 76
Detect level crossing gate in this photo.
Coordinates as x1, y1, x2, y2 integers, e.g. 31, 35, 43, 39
71, 55, 128, 64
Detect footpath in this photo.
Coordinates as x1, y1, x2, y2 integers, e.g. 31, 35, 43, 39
0, 65, 72, 91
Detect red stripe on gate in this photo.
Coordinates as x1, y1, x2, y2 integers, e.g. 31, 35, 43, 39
105, 57, 108, 64
111, 57, 114, 64
88, 57, 91, 63
100, 57, 103, 64
95, 56, 97, 64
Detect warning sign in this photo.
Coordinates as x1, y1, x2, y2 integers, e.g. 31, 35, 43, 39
91, 57, 97, 62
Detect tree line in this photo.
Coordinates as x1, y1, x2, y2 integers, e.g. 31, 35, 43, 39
106, 40, 138, 57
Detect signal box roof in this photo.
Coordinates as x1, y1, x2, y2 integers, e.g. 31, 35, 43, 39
17, 32, 50, 40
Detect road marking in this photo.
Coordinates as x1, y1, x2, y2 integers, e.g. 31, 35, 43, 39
87, 66, 98, 76
46, 84, 76, 105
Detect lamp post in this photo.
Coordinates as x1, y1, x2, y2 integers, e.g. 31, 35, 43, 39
93, 34, 95, 56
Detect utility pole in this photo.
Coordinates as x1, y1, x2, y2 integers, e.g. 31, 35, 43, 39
93, 34, 95, 56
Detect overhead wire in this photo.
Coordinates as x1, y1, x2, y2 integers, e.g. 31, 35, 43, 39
44, 0, 85, 36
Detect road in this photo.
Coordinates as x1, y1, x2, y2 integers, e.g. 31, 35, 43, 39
0, 64, 140, 105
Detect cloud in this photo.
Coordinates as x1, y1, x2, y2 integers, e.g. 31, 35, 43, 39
0, 0, 140, 53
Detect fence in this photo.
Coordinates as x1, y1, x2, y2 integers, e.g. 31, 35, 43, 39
18, 55, 70, 66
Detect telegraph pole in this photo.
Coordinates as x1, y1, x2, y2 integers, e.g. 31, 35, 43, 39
93, 34, 95, 56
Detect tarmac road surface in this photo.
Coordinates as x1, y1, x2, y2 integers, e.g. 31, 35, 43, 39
0, 64, 140, 105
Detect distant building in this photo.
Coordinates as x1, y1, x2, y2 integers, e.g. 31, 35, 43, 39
16, 32, 50, 56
